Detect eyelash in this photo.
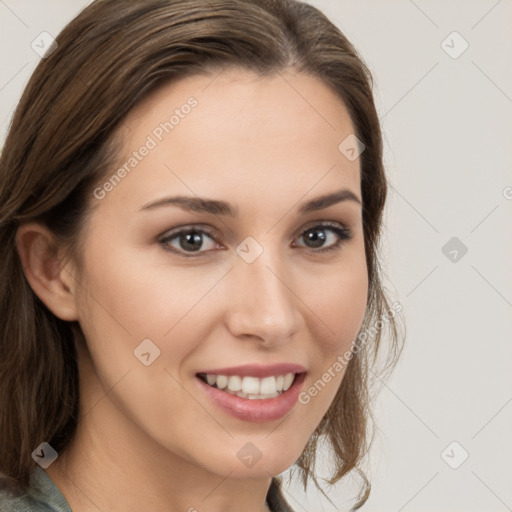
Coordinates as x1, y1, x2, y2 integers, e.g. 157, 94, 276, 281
158, 222, 352, 258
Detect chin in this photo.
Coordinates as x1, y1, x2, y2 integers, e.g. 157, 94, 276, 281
212, 442, 304, 479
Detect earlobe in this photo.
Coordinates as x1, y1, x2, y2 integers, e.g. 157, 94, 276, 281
15, 223, 79, 322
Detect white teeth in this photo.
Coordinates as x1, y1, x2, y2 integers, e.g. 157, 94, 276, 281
242, 376, 260, 395
283, 373, 294, 391
201, 372, 297, 398
227, 375, 242, 392
216, 375, 228, 389
259, 376, 276, 395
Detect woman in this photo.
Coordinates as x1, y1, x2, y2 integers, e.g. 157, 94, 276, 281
0, 0, 402, 510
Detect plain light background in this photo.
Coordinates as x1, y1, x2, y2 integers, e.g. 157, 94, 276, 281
1, 1, 511, 511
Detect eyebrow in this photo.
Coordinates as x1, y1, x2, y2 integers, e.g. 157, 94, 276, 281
140, 188, 362, 216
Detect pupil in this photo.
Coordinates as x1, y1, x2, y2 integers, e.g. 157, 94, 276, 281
305, 228, 326, 248
180, 232, 202, 251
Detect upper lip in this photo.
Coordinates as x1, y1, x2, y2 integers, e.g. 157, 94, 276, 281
196, 363, 307, 378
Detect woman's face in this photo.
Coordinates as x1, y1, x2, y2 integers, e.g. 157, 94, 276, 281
72, 67, 368, 479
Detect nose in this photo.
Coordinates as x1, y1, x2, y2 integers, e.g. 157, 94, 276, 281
225, 247, 302, 347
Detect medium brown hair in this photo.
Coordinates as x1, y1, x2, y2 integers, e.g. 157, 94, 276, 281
0, 0, 403, 508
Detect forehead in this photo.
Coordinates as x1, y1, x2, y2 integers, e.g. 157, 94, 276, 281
101, 68, 361, 214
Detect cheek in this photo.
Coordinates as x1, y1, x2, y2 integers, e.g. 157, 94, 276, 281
297, 249, 368, 408
304, 251, 368, 352
74, 236, 230, 402
78, 236, 220, 340
74, 240, 222, 452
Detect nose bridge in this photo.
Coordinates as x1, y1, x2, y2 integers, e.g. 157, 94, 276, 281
227, 241, 300, 343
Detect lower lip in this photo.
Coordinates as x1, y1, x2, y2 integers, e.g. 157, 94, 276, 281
196, 373, 306, 423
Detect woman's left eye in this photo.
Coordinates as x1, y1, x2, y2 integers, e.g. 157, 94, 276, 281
293, 223, 351, 252
159, 222, 351, 257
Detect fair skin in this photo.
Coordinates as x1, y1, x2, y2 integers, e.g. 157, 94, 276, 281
17, 68, 368, 512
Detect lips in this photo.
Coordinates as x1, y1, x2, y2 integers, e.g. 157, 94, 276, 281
195, 363, 307, 422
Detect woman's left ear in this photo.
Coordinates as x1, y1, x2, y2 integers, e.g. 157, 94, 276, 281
15, 223, 80, 321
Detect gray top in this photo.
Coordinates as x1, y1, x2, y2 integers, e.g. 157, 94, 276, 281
0, 467, 294, 511
0, 466, 71, 512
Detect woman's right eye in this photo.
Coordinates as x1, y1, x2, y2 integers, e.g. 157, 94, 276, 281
159, 227, 221, 257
